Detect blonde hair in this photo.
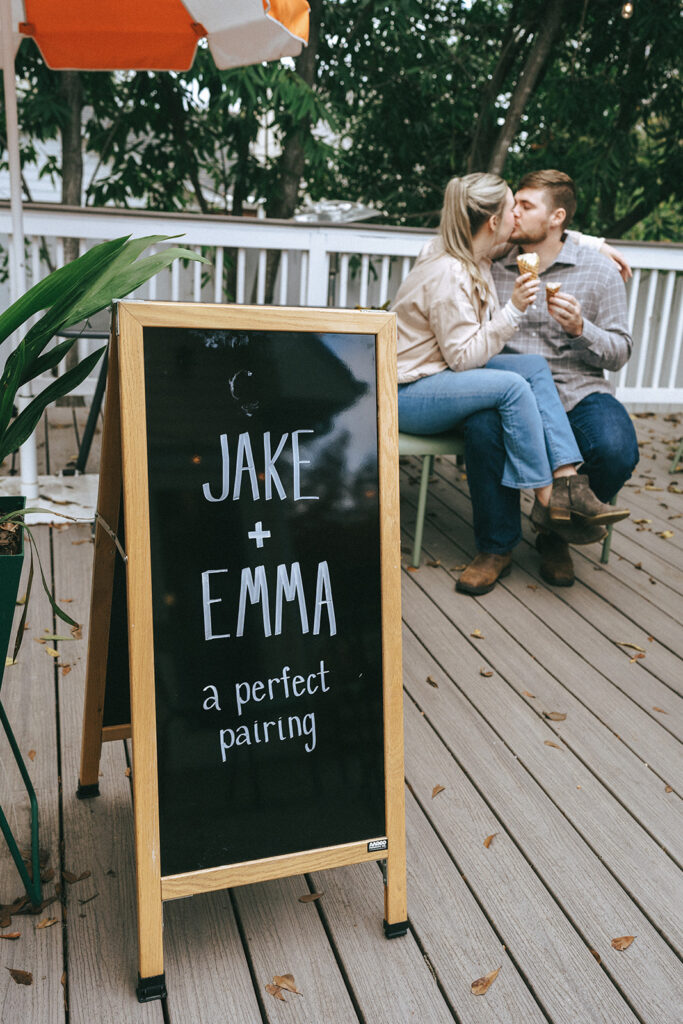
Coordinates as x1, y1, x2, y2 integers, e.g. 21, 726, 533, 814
439, 173, 508, 304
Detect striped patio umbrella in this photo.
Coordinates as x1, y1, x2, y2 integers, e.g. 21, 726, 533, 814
0, 0, 309, 492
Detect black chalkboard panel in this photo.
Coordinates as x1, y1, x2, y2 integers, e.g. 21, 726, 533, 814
141, 327, 386, 877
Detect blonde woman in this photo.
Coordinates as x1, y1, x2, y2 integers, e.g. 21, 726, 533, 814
393, 172, 628, 595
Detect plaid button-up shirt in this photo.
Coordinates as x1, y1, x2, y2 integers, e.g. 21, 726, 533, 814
491, 236, 632, 411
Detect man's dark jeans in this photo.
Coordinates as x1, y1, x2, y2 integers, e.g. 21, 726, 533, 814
464, 392, 640, 554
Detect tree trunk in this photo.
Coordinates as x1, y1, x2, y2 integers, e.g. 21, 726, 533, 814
487, 0, 567, 176
264, 0, 322, 301
58, 71, 83, 260
466, 2, 530, 172
58, 71, 84, 405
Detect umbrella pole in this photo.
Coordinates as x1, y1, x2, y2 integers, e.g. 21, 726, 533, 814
1, 0, 38, 499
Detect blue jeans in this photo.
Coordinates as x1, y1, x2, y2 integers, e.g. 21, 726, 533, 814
398, 354, 583, 489
464, 391, 640, 553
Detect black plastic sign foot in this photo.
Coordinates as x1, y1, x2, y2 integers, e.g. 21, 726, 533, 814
383, 919, 409, 939
136, 973, 167, 1002
76, 781, 100, 799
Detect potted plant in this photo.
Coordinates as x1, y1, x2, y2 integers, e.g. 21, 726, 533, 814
0, 234, 207, 902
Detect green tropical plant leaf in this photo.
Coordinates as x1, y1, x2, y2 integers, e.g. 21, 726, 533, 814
0, 343, 26, 440
0, 237, 128, 346
20, 336, 78, 383
0, 347, 105, 462
0, 233, 208, 462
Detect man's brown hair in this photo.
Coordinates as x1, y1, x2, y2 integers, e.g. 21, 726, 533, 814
517, 169, 577, 228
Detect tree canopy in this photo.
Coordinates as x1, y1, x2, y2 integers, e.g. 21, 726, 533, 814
1, 0, 681, 239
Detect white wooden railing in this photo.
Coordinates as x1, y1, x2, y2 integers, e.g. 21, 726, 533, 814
2, 202, 683, 407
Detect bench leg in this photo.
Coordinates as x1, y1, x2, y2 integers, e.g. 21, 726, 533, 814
411, 455, 433, 568
600, 496, 617, 564
670, 437, 683, 475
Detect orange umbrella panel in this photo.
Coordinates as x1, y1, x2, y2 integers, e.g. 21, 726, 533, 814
19, 0, 309, 72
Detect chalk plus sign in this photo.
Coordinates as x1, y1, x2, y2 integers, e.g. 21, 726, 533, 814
248, 521, 271, 548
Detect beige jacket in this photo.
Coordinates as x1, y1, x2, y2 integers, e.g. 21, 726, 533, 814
393, 237, 518, 384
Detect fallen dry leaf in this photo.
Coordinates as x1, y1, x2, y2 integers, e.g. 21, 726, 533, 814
406, 566, 419, 573
427, 559, 441, 567
44, 647, 59, 658
629, 653, 646, 663
522, 690, 536, 698
0, 933, 20, 940
298, 892, 323, 903
28, 750, 36, 761
61, 665, 72, 676
432, 784, 445, 798
6, 968, 32, 986
4, 656, 14, 667
611, 935, 635, 951
657, 530, 674, 539
632, 518, 651, 524
590, 949, 601, 964
483, 833, 498, 849
36, 917, 58, 930
470, 629, 485, 639
544, 740, 563, 750
544, 712, 567, 722
62, 869, 91, 884
615, 641, 646, 652
527, 584, 538, 591
471, 967, 501, 995
652, 707, 668, 714
452, 564, 467, 571
273, 974, 302, 995
265, 983, 286, 1002
665, 785, 673, 793
426, 675, 439, 688
479, 668, 493, 677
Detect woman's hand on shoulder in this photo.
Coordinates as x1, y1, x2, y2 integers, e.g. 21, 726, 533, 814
511, 272, 540, 312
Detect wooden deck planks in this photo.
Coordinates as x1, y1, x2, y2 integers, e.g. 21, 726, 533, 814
401, 560, 683, 954
163, 890, 263, 1024
232, 875, 360, 1023
309, 860, 455, 1023
402, 794, 548, 1024
401, 630, 682, 1024
1, 410, 682, 1024
405, 460, 683, 717
401, 514, 683, 855
0, 531, 65, 1024
52, 523, 161, 1024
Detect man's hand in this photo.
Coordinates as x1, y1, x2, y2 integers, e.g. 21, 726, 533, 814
547, 292, 583, 337
600, 242, 632, 282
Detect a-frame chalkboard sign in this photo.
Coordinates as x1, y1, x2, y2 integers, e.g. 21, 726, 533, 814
78, 301, 407, 1002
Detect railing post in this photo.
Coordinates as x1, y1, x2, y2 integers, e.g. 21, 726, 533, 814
305, 230, 330, 306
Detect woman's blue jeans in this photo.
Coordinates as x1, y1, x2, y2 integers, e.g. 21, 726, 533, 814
397, 354, 583, 489
464, 391, 640, 554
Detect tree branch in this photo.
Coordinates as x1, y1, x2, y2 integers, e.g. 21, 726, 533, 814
487, 0, 567, 176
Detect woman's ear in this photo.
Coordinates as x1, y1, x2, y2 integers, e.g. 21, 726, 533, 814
487, 214, 499, 234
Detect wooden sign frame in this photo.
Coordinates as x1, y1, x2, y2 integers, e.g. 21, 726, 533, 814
78, 301, 407, 1001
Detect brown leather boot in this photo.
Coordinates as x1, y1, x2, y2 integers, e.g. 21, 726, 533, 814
536, 533, 574, 586
549, 475, 629, 525
456, 552, 512, 595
